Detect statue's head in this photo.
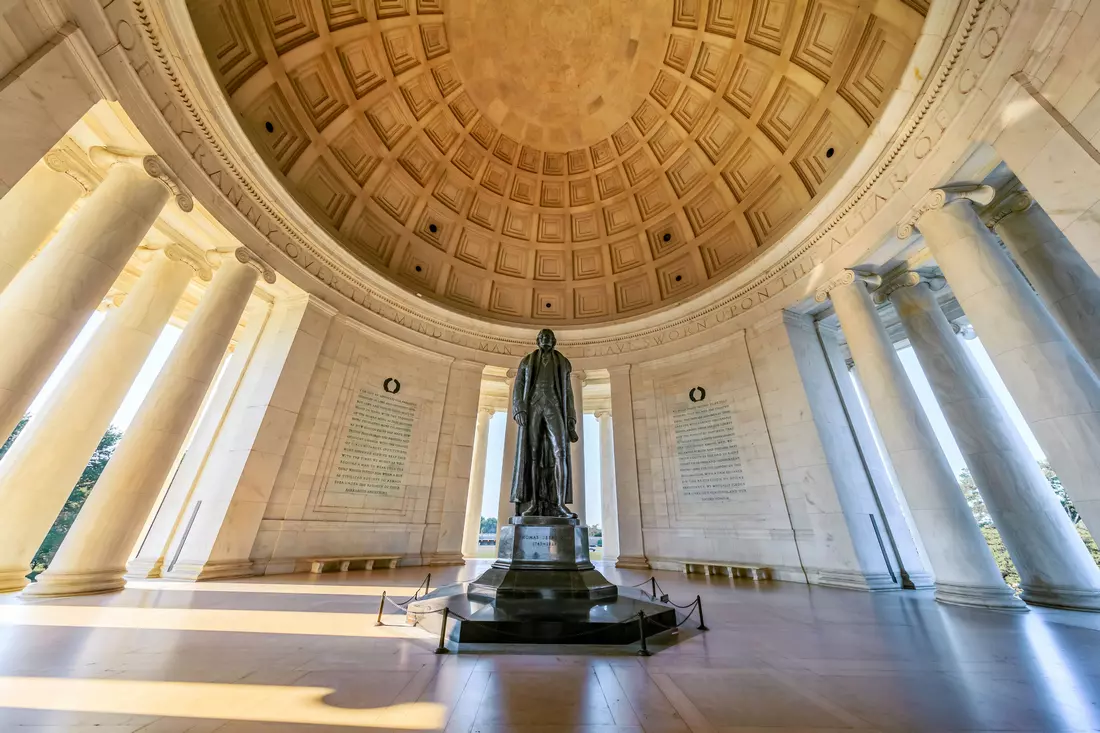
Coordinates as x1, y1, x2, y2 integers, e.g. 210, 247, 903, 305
536, 329, 556, 351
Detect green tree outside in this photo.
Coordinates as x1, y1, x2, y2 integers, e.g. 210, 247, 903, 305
26, 425, 124, 578
479, 516, 497, 535
0, 414, 29, 459
960, 460, 1100, 589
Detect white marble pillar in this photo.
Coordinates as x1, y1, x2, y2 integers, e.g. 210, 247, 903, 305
0, 159, 85, 294
908, 186, 1100, 546
888, 272, 1100, 610
26, 251, 264, 596
568, 369, 587, 524
0, 149, 186, 446
596, 410, 620, 562
496, 371, 518, 542
608, 365, 648, 568
461, 407, 494, 558
816, 322, 935, 589
989, 191, 1100, 378
827, 271, 1023, 610
0, 249, 199, 593
125, 300, 271, 580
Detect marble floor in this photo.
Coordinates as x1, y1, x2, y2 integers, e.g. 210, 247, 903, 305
0, 562, 1098, 732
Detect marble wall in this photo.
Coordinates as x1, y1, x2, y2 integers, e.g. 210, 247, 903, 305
630, 328, 805, 580
247, 315, 480, 574
628, 313, 910, 588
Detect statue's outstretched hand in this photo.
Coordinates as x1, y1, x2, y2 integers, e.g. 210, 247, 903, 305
515, 411, 527, 427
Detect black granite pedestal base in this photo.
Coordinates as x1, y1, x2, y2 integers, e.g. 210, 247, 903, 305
407, 583, 676, 645
406, 516, 676, 646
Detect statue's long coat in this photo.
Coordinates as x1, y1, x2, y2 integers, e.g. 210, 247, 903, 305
508, 348, 576, 507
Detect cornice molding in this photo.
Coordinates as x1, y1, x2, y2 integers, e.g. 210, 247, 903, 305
97, 0, 1020, 361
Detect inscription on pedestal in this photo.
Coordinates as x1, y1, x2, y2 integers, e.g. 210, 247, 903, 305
330, 389, 417, 499
673, 399, 746, 503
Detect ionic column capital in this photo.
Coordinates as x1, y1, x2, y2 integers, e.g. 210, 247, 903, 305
223, 247, 276, 284
477, 405, 496, 417
955, 323, 977, 340
594, 410, 612, 420
163, 244, 213, 281
984, 190, 1033, 229
897, 184, 995, 239
42, 142, 99, 194
814, 269, 881, 303
873, 268, 946, 304
88, 147, 194, 212
100, 291, 126, 311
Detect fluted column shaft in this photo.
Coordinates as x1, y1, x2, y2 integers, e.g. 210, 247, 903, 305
596, 411, 620, 562
496, 372, 518, 542
991, 194, 1100, 377
890, 276, 1100, 610
26, 255, 260, 596
461, 407, 494, 558
916, 193, 1100, 544
830, 275, 1023, 610
0, 252, 194, 592
0, 157, 173, 445
568, 370, 587, 524
0, 161, 84, 294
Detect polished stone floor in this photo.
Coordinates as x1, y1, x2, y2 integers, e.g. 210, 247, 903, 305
0, 561, 1098, 732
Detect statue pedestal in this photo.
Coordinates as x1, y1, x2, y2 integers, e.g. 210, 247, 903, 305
407, 516, 676, 647
468, 516, 617, 601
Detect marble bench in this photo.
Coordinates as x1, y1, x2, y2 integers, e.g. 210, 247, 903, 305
681, 562, 771, 580
306, 556, 400, 574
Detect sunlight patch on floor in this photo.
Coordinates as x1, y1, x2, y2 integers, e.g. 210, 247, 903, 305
0, 677, 446, 729
0, 604, 433, 638
123, 579, 450, 597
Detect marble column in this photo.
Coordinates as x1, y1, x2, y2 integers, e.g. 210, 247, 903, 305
988, 191, 1100, 377
887, 271, 1100, 610
461, 407, 494, 558
125, 299, 271, 581
816, 321, 934, 589
0, 248, 200, 592
608, 365, 648, 568
568, 370, 587, 524
26, 250, 264, 596
907, 186, 1100, 545
496, 371, 518, 542
826, 271, 1023, 610
0, 158, 85, 294
596, 410, 620, 562
0, 149, 187, 446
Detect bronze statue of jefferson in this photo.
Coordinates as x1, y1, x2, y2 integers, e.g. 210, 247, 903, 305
508, 329, 578, 518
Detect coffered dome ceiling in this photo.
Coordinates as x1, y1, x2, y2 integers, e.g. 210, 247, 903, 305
189, 0, 926, 324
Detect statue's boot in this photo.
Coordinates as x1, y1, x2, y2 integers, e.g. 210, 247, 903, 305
546, 503, 571, 518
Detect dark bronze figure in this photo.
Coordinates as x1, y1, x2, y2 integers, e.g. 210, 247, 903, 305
508, 329, 578, 518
